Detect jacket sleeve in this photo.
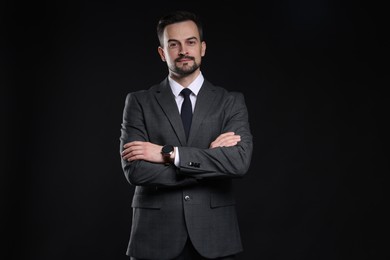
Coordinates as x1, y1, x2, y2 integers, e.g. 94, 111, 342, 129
119, 92, 198, 187
178, 92, 253, 179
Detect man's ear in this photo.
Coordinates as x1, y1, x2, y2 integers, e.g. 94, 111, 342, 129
201, 41, 206, 57
158, 46, 166, 61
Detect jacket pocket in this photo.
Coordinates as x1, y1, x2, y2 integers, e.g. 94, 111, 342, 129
210, 192, 236, 208
131, 194, 161, 209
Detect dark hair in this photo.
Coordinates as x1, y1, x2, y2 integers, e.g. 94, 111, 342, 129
157, 10, 203, 47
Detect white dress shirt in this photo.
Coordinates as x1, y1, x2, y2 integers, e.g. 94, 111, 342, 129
168, 72, 204, 166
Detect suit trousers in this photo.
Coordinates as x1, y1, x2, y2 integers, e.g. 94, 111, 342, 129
130, 238, 236, 260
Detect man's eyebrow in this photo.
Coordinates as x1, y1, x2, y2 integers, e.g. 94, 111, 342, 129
167, 37, 198, 43
186, 37, 198, 41
167, 39, 179, 43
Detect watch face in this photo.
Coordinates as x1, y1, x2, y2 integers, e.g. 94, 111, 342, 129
162, 145, 174, 155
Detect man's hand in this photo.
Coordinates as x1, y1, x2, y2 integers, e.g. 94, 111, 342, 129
122, 141, 164, 163
209, 132, 241, 149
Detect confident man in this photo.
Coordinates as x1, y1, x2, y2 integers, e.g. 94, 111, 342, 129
120, 10, 253, 260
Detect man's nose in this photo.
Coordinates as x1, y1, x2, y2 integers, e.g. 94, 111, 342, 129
179, 49, 188, 56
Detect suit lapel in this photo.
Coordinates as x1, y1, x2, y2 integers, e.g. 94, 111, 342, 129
154, 79, 187, 146
188, 81, 216, 145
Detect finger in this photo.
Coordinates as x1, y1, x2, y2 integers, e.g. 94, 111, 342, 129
224, 141, 239, 147
221, 131, 235, 136
128, 152, 144, 161
223, 135, 241, 141
123, 149, 144, 160
219, 135, 240, 145
123, 141, 144, 149
214, 132, 235, 142
121, 147, 133, 156
127, 154, 144, 161
123, 142, 134, 149
220, 136, 241, 146
122, 146, 143, 158
124, 143, 145, 152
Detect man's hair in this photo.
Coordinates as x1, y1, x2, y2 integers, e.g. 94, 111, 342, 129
157, 10, 203, 47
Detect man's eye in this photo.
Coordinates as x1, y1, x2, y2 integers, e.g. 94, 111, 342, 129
168, 43, 178, 48
188, 41, 196, 45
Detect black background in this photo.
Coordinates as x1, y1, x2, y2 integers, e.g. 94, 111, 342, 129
1, 1, 387, 259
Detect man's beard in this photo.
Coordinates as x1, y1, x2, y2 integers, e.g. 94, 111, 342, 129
169, 60, 200, 76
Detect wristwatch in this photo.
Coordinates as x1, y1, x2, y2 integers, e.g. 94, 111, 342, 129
161, 144, 174, 164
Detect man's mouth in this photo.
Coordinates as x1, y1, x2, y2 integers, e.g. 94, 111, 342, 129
176, 57, 194, 62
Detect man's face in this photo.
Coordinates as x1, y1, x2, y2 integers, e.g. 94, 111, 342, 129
158, 20, 206, 76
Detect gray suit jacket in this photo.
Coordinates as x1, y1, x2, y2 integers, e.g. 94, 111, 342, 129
120, 78, 253, 259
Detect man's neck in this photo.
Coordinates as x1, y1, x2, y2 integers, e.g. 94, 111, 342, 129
169, 70, 200, 88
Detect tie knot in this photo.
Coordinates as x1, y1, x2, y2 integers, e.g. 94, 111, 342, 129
180, 88, 192, 98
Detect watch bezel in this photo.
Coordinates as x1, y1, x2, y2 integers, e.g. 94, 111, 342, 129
161, 144, 174, 156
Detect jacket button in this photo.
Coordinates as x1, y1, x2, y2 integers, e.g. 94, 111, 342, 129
184, 195, 190, 201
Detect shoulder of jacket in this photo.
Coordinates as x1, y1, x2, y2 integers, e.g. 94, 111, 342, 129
212, 86, 244, 99
204, 80, 243, 97
126, 83, 160, 97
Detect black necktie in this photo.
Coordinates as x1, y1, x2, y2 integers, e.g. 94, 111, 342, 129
180, 88, 193, 140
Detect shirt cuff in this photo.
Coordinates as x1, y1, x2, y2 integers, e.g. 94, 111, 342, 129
174, 147, 180, 167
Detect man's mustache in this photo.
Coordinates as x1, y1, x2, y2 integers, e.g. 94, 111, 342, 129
175, 56, 194, 62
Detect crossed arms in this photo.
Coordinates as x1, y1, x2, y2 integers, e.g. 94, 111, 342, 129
119, 91, 253, 187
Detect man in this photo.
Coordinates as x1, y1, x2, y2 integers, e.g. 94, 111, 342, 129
120, 10, 253, 260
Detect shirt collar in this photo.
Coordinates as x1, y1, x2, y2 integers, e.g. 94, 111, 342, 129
168, 72, 204, 97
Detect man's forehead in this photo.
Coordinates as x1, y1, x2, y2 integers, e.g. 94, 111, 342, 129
164, 21, 199, 40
